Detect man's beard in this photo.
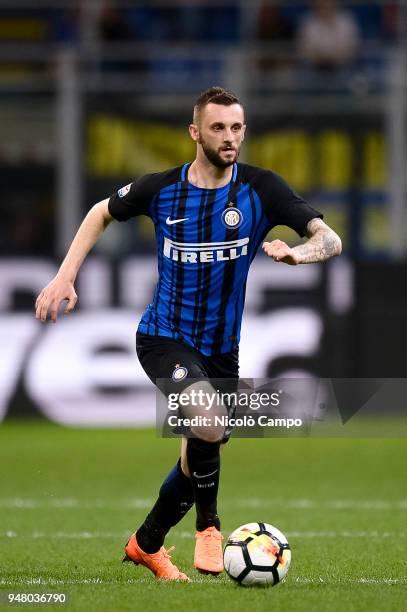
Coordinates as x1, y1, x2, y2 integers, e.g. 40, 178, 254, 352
200, 138, 239, 168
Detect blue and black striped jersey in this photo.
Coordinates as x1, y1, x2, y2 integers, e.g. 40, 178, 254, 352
108, 162, 322, 355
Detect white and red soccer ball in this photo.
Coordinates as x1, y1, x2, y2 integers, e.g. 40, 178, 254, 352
223, 522, 291, 587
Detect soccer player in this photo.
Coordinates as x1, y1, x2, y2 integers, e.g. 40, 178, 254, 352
35, 87, 341, 581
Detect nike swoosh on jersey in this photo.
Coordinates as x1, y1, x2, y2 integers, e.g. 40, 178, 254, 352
166, 216, 189, 225
192, 469, 218, 479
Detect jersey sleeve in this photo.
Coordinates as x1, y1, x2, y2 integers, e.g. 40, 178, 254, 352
108, 173, 157, 221
256, 169, 323, 237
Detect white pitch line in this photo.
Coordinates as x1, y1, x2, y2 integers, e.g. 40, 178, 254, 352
1, 530, 405, 540
293, 577, 406, 585
0, 498, 154, 509
0, 531, 127, 539
0, 577, 405, 586
239, 498, 407, 510
0, 498, 406, 510
287, 530, 407, 538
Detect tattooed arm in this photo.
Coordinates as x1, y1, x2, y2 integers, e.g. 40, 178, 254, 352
262, 218, 342, 265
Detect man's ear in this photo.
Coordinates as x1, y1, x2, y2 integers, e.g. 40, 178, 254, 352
241, 125, 246, 142
189, 123, 199, 142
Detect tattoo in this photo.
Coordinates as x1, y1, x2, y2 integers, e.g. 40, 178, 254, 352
305, 218, 326, 238
292, 218, 342, 264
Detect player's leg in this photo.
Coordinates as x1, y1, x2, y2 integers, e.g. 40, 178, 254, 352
175, 377, 228, 530
135, 354, 226, 553
124, 334, 235, 578
188, 348, 239, 574
123, 459, 193, 581
180, 436, 227, 574
174, 378, 229, 575
135, 456, 194, 554
136, 379, 226, 576
123, 334, 200, 581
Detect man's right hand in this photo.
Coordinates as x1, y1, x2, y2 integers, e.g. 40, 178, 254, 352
35, 277, 78, 323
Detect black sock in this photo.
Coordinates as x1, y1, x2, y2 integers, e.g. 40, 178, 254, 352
186, 438, 221, 532
136, 459, 194, 553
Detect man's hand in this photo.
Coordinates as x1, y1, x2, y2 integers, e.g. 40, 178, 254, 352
34, 199, 112, 323
35, 277, 77, 323
263, 219, 342, 265
262, 239, 300, 265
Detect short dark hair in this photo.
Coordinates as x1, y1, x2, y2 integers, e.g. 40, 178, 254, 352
193, 86, 242, 123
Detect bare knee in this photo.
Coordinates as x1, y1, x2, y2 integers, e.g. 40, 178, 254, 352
197, 428, 224, 443
179, 381, 227, 443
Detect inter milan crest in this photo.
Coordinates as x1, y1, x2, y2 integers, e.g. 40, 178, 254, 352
172, 364, 188, 382
222, 207, 243, 229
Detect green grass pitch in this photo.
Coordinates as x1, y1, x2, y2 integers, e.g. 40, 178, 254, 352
0, 420, 406, 611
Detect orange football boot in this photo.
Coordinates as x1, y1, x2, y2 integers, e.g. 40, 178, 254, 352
123, 533, 190, 581
194, 526, 224, 574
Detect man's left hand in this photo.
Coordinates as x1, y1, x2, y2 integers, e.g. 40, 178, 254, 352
262, 239, 300, 265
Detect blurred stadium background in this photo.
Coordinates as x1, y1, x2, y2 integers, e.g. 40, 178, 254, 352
1, 6, 406, 607
1, 0, 407, 428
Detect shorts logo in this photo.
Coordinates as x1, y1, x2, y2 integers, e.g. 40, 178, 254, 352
118, 184, 131, 198
172, 365, 188, 382
222, 207, 243, 229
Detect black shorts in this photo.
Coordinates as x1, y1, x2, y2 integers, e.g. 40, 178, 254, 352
136, 332, 239, 441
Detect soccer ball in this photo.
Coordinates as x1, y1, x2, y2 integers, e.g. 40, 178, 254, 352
223, 522, 291, 587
